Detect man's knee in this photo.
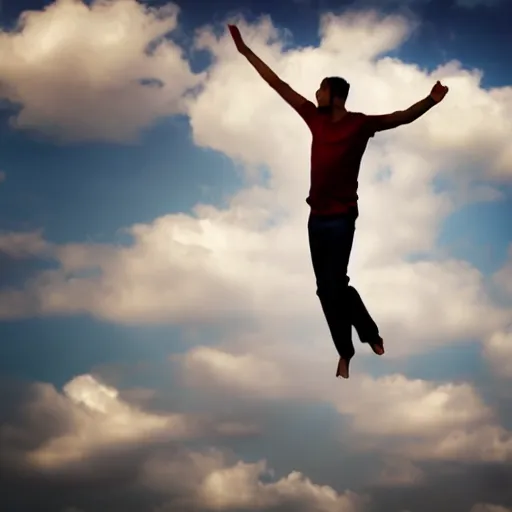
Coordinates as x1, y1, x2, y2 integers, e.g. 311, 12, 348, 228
347, 285, 360, 299
316, 277, 349, 299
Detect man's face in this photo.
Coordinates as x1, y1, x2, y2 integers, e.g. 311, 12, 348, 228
316, 79, 330, 107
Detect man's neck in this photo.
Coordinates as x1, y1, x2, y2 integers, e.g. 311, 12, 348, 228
330, 104, 348, 122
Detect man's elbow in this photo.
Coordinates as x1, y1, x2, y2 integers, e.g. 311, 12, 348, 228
268, 77, 288, 91
375, 112, 408, 131
394, 111, 412, 126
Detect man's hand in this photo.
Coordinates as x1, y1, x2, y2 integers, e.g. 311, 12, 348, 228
228, 25, 249, 55
429, 81, 449, 103
226, 24, 310, 115
368, 82, 448, 132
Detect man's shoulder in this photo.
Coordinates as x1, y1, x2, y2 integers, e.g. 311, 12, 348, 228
347, 112, 376, 137
345, 111, 371, 127
295, 100, 320, 124
301, 100, 319, 114
347, 111, 368, 120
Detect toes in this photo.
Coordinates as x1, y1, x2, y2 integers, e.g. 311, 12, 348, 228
370, 342, 385, 355
336, 358, 350, 379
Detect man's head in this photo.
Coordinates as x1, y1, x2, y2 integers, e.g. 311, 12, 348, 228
316, 77, 350, 109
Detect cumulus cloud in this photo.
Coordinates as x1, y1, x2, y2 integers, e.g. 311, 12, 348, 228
0, 374, 260, 473
0, 5, 511, 512
177, 343, 349, 403
408, 424, 512, 462
0, 8, 509, 364
376, 458, 425, 486
192, 13, 512, 181
471, 505, 512, 512
483, 328, 512, 379
0, 374, 197, 469
494, 245, 512, 299
0, 374, 366, 512
318, 11, 416, 60
195, 462, 365, 512
0, 229, 50, 258
0, 1, 511, 492
333, 375, 492, 438
1, 368, 510, 512
145, 451, 367, 512
0, 205, 508, 357
178, 345, 512, 463
178, 346, 287, 399
0, 0, 202, 143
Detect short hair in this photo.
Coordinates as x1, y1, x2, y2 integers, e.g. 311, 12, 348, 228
326, 76, 350, 103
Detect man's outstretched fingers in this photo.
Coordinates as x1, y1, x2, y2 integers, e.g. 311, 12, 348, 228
228, 25, 242, 43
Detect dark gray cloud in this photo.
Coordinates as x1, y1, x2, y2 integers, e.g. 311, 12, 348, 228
1, 373, 512, 512
368, 462, 512, 512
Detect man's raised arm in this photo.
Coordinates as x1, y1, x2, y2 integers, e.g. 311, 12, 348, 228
368, 81, 449, 133
227, 25, 312, 114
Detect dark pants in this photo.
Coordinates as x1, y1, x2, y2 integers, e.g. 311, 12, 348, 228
308, 208, 380, 359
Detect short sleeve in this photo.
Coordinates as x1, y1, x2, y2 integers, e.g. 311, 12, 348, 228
361, 114, 377, 138
294, 100, 319, 128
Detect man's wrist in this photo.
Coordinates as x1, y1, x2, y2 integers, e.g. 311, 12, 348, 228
426, 95, 437, 106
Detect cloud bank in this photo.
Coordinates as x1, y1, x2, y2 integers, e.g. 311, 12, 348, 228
0, 2, 512, 512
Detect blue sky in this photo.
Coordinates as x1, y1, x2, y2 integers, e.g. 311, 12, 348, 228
0, 1, 511, 511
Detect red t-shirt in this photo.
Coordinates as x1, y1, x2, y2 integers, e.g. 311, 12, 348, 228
296, 100, 376, 215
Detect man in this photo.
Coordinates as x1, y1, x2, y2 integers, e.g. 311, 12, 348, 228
228, 24, 449, 379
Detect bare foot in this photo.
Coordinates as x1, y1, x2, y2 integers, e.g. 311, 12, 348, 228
370, 338, 385, 356
336, 357, 350, 379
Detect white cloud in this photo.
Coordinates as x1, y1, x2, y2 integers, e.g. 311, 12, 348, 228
143, 450, 368, 512
178, 346, 512, 463
351, 259, 507, 356
0, 5, 510, 511
483, 328, 512, 378
0, 288, 39, 319
0, 373, 260, 471
376, 458, 425, 486
408, 424, 512, 462
334, 375, 491, 437
471, 505, 512, 512
318, 11, 416, 60
0, 10, 510, 360
188, 349, 488, 439
197, 462, 365, 512
177, 343, 343, 403
494, 245, 512, 299
484, 251, 512, 377
0, 372, 367, 512
178, 346, 287, 398
0, 208, 507, 357
18, 374, 195, 468
191, 15, 512, 181
0, 229, 50, 258
0, 0, 202, 143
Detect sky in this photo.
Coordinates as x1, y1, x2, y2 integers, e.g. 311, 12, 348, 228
0, 0, 511, 511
